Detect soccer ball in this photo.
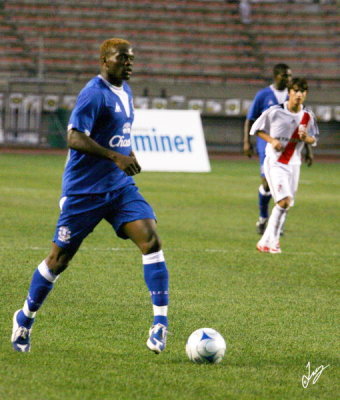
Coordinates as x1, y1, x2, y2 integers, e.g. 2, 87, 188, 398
186, 328, 226, 364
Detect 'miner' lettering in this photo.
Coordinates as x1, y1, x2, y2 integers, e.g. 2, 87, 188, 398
133, 135, 194, 153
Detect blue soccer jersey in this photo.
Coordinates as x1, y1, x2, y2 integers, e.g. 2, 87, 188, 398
62, 76, 135, 195
247, 85, 288, 158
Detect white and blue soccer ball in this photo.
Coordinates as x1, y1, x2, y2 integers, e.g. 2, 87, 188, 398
186, 328, 226, 364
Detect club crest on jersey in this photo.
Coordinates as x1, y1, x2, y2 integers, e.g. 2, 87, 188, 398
109, 123, 131, 148
58, 226, 71, 243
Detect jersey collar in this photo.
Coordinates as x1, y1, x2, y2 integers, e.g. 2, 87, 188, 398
284, 101, 305, 113
98, 75, 123, 91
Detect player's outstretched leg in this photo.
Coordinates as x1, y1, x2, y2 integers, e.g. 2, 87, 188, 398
143, 250, 169, 354
257, 204, 287, 254
256, 184, 271, 235
11, 260, 58, 352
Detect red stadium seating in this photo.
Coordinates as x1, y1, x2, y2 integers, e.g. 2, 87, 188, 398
0, 0, 339, 87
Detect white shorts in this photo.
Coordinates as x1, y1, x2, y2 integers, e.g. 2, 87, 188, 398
264, 157, 300, 205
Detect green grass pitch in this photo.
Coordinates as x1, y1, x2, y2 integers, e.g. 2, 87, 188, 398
0, 153, 339, 400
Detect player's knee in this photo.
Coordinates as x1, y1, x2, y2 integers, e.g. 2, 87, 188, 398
277, 197, 291, 209
46, 257, 69, 275
45, 249, 73, 275
262, 179, 270, 192
141, 232, 162, 255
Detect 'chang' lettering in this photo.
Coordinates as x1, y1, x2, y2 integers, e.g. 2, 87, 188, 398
109, 135, 131, 148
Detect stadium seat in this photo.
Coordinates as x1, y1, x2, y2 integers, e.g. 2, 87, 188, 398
1, 0, 338, 88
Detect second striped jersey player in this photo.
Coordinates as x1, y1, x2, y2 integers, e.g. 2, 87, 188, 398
250, 77, 319, 254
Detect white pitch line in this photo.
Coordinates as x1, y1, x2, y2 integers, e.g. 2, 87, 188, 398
1, 246, 339, 257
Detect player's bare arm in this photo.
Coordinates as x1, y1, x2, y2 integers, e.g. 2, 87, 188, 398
304, 144, 314, 167
255, 130, 283, 151
243, 119, 254, 157
67, 128, 141, 176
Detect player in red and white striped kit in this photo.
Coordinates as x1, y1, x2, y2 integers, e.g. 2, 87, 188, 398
250, 77, 319, 253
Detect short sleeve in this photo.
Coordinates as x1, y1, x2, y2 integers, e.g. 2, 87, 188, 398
249, 108, 271, 136
68, 87, 103, 135
307, 110, 319, 146
247, 91, 263, 120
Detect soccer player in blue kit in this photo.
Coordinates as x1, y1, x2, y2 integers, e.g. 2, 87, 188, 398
244, 64, 313, 235
11, 38, 169, 354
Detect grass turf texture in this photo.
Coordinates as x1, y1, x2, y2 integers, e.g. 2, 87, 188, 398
0, 153, 339, 400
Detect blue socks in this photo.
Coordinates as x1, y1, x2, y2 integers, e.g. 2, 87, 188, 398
143, 250, 169, 327
16, 253, 169, 332
258, 184, 272, 219
16, 260, 58, 329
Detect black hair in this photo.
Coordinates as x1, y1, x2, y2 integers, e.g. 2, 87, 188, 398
288, 77, 308, 91
273, 63, 290, 77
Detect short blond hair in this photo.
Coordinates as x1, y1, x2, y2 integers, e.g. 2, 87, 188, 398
99, 38, 131, 63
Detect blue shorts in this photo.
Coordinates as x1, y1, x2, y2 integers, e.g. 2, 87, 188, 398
53, 184, 156, 250
256, 137, 267, 177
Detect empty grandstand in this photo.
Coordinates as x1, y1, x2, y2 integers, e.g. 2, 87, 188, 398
0, 0, 339, 154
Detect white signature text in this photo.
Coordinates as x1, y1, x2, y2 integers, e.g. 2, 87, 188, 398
302, 361, 329, 388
